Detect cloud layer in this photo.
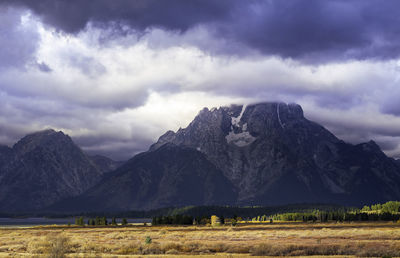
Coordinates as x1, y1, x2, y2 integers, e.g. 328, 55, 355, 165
4, 0, 400, 62
0, 1, 400, 160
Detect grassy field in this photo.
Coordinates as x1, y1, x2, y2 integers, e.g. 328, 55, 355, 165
1, 222, 400, 257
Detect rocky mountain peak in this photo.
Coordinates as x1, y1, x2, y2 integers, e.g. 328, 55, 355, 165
151, 102, 323, 152
0, 129, 121, 211
13, 129, 74, 156
47, 102, 400, 211
193, 102, 305, 134
148, 101, 400, 206
361, 140, 381, 151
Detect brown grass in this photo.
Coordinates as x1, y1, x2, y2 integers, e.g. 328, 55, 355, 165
0, 222, 400, 257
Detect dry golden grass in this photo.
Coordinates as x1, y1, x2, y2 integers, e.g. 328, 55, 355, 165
0, 222, 400, 257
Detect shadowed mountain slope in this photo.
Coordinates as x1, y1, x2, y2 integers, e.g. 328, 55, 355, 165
148, 103, 400, 206
51, 143, 236, 211
0, 129, 120, 212
54, 102, 400, 211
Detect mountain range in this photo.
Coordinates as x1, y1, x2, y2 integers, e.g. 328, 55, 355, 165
1, 102, 400, 212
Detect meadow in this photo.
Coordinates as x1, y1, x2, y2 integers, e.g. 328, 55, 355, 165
1, 222, 400, 257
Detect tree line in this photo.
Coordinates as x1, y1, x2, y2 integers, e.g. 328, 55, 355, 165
74, 216, 128, 226
152, 215, 194, 225
361, 201, 400, 213
256, 201, 400, 222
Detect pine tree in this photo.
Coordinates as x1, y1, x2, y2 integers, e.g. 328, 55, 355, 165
95, 216, 101, 226
75, 217, 84, 226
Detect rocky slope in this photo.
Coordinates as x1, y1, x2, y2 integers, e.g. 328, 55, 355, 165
89, 155, 124, 174
149, 102, 400, 206
55, 102, 400, 212
51, 143, 236, 211
3, 102, 399, 212
0, 129, 120, 212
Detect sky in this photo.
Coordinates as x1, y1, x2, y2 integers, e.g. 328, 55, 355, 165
1, 0, 400, 160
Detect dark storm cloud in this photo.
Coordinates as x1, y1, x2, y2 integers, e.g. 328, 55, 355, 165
4, 0, 400, 62
219, 0, 400, 61
1, 0, 400, 160
2, 0, 239, 33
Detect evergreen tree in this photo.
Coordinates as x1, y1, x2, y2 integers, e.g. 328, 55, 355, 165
75, 217, 84, 226
102, 216, 108, 226
95, 216, 100, 225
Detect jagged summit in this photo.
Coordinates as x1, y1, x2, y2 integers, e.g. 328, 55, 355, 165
3, 103, 400, 212
147, 102, 400, 206
151, 102, 335, 151
47, 102, 400, 211
192, 102, 304, 131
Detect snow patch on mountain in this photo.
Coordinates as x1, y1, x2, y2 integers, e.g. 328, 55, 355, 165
226, 131, 256, 147
232, 104, 246, 127
226, 105, 256, 147
277, 103, 285, 129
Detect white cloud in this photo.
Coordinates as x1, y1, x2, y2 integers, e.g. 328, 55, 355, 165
1, 13, 400, 160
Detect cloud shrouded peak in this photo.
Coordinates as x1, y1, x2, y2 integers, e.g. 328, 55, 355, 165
0, 0, 399, 160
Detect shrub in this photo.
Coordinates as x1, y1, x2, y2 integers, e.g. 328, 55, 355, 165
29, 234, 71, 257
231, 218, 237, 226
145, 236, 152, 244
47, 235, 71, 258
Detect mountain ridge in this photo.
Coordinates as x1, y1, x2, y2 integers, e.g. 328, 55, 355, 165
49, 143, 237, 212
53, 102, 400, 211
1, 102, 400, 212
0, 129, 121, 212
149, 102, 400, 206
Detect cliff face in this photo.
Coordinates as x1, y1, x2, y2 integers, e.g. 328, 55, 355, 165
0, 129, 119, 212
